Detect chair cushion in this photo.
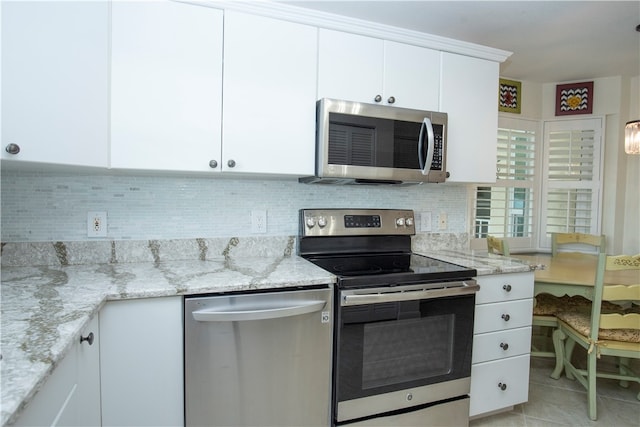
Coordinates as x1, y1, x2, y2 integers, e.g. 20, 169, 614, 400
533, 293, 622, 315
556, 306, 640, 343
533, 294, 590, 315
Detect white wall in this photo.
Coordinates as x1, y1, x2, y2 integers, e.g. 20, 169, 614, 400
623, 76, 640, 254
541, 76, 639, 254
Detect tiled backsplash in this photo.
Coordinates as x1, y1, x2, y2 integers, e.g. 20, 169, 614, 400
1, 170, 470, 242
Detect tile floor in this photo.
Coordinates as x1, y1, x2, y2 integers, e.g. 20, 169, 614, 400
470, 352, 640, 427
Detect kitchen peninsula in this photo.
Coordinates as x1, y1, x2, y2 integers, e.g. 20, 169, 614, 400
1, 237, 531, 426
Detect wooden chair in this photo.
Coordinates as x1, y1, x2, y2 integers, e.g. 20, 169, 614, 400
550, 253, 640, 420
532, 233, 608, 359
551, 232, 605, 256
486, 235, 510, 256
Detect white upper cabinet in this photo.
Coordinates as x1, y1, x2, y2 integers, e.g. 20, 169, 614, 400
222, 11, 318, 175
110, 0, 223, 172
1, 1, 109, 167
317, 29, 441, 111
440, 52, 499, 183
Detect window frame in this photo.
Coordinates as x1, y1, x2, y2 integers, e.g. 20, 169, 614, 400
469, 116, 542, 252
469, 115, 605, 253
538, 117, 605, 249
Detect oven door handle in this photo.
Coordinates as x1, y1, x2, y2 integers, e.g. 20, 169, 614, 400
341, 281, 479, 306
192, 300, 326, 322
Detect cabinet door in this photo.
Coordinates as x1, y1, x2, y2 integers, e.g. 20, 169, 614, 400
1, 1, 108, 167
470, 354, 530, 417
472, 326, 532, 364
111, 1, 223, 172
13, 316, 100, 427
440, 52, 499, 183
318, 32, 440, 110
383, 41, 440, 111
475, 272, 534, 305
75, 316, 101, 426
317, 29, 384, 104
474, 299, 534, 334
100, 297, 183, 427
222, 11, 318, 175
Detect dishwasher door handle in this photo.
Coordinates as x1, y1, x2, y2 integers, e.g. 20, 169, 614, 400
192, 300, 326, 322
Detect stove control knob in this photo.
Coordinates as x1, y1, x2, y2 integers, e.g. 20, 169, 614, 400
405, 217, 414, 227
306, 217, 316, 228
318, 217, 327, 228
396, 218, 405, 227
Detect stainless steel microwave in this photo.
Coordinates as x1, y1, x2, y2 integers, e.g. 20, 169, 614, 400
300, 98, 448, 185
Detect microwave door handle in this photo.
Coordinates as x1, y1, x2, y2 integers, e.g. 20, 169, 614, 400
418, 118, 435, 175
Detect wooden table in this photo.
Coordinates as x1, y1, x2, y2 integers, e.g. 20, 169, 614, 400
514, 253, 640, 299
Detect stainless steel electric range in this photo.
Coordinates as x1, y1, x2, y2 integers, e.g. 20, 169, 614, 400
298, 208, 478, 426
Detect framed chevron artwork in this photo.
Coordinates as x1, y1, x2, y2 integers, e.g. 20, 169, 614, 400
498, 78, 521, 114
555, 81, 594, 116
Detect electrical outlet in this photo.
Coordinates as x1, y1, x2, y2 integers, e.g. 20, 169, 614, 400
438, 212, 447, 230
251, 210, 267, 234
420, 211, 432, 232
87, 211, 107, 237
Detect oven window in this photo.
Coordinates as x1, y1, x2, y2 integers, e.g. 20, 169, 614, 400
362, 314, 454, 389
337, 294, 474, 402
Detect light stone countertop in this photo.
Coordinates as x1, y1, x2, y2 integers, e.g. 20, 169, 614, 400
0, 238, 532, 426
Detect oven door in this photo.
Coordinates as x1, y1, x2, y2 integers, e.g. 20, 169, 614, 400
335, 280, 478, 424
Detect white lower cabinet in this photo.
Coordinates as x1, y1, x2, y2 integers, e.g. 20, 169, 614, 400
13, 316, 101, 427
470, 272, 534, 418
470, 354, 530, 416
99, 296, 183, 426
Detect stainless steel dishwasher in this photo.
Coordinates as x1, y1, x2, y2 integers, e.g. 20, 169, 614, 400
184, 286, 333, 427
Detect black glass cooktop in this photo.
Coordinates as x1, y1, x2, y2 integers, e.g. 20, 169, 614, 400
304, 252, 476, 289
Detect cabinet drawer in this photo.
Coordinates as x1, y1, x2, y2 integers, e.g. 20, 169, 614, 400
474, 299, 533, 334
476, 273, 534, 304
469, 354, 530, 417
472, 327, 532, 364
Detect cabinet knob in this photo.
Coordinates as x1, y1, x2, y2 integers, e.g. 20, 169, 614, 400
498, 382, 507, 391
5, 143, 20, 155
227, 159, 236, 168
209, 160, 218, 169
503, 284, 512, 292
387, 96, 396, 104
501, 314, 510, 321
500, 342, 509, 351
80, 332, 95, 346
374, 94, 382, 103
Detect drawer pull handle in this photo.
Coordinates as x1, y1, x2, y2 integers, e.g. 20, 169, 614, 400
500, 342, 509, 350
501, 314, 510, 321
503, 284, 512, 292
498, 382, 507, 391
80, 332, 94, 346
